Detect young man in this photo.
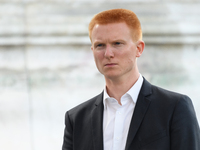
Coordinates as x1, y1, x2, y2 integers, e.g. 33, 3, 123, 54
62, 9, 200, 150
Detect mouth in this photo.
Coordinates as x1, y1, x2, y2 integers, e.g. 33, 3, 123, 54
104, 63, 117, 67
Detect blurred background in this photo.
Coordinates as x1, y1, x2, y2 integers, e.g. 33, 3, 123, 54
0, 0, 200, 150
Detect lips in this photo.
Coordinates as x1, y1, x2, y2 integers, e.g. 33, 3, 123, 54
104, 63, 117, 67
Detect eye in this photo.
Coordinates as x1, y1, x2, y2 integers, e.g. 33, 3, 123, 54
113, 42, 122, 46
95, 43, 105, 48
97, 44, 103, 47
115, 42, 121, 45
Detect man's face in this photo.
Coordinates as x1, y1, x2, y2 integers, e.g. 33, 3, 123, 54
91, 22, 143, 80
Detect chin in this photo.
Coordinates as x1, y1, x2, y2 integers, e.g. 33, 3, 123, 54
104, 73, 121, 80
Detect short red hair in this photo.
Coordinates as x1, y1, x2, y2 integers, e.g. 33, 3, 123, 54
88, 8, 142, 42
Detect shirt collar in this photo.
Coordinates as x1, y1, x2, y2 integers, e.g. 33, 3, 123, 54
103, 74, 143, 108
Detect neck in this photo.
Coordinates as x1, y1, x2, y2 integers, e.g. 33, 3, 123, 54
105, 70, 140, 105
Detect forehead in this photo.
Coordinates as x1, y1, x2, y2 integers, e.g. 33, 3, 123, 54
91, 22, 132, 41
93, 22, 130, 32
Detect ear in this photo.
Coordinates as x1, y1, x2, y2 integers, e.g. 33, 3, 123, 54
91, 45, 94, 51
136, 40, 145, 57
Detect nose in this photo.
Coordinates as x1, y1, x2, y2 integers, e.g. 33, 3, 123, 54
104, 45, 114, 59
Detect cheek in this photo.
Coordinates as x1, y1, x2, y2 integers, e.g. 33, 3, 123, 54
93, 53, 103, 66
123, 52, 136, 65
94, 52, 104, 60
124, 58, 133, 66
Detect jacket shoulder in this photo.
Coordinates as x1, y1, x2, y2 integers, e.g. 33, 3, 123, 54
142, 78, 190, 104
67, 92, 103, 117
151, 84, 190, 102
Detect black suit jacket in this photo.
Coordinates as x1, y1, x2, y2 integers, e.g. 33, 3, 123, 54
62, 78, 200, 150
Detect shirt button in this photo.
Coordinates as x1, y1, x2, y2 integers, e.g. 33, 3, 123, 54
116, 136, 120, 140
117, 111, 121, 115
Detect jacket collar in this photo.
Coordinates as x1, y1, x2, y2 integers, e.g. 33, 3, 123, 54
125, 77, 152, 150
91, 92, 104, 150
90, 77, 153, 150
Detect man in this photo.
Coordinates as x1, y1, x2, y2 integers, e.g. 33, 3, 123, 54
62, 9, 200, 150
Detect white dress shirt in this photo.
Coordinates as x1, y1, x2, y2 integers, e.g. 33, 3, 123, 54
103, 74, 143, 150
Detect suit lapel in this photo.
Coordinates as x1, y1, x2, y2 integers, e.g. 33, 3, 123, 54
125, 78, 152, 150
91, 92, 104, 150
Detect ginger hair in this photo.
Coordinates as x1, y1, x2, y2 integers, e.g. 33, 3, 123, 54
88, 8, 142, 42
